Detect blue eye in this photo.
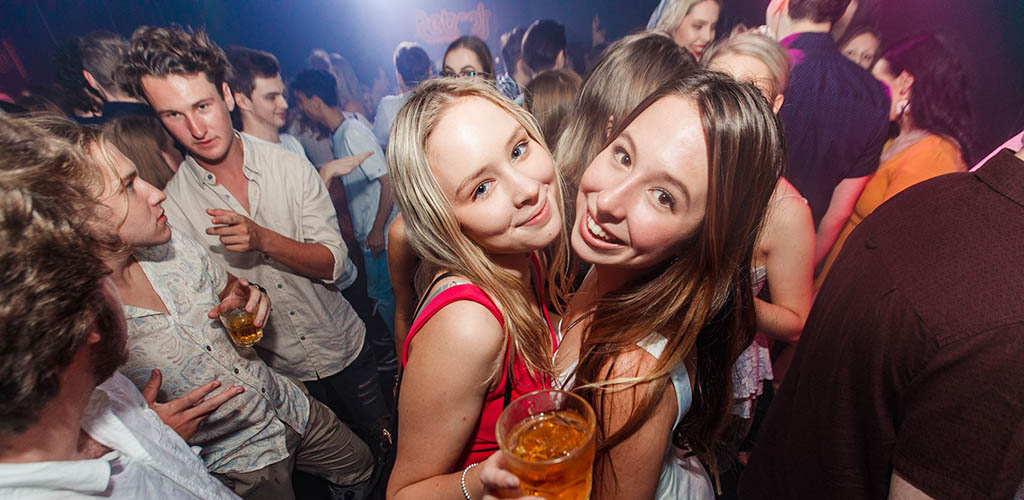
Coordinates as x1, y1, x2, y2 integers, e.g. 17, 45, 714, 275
511, 142, 527, 160
472, 180, 493, 200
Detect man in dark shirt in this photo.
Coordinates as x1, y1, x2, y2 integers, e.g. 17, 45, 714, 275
738, 147, 1024, 499
765, 0, 890, 265
78, 31, 154, 123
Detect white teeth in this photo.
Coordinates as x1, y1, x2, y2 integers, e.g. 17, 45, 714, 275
587, 215, 619, 243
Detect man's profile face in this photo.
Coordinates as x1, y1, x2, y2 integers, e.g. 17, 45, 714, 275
293, 90, 323, 125
249, 74, 288, 129
142, 72, 236, 164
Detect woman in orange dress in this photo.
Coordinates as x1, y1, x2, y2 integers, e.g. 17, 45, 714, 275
816, 33, 974, 286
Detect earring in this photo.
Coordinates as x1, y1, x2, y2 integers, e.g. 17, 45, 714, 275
897, 99, 909, 116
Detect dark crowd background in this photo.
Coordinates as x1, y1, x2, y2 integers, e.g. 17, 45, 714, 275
0, 0, 1022, 158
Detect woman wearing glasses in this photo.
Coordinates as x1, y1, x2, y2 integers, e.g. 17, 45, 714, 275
443, 36, 495, 81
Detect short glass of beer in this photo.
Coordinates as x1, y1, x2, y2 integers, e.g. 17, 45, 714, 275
496, 389, 596, 500
219, 305, 263, 347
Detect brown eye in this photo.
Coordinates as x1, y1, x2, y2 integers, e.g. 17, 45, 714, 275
613, 147, 631, 167
653, 189, 675, 209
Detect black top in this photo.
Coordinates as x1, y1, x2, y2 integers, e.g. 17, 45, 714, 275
778, 32, 890, 225
739, 149, 1024, 500
74, 100, 155, 126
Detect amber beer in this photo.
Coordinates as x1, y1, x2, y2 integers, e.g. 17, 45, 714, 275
220, 307, 263, 347
497, 390, 597, 500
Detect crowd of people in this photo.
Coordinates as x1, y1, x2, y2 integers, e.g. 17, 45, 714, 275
0, 0, 1021, 499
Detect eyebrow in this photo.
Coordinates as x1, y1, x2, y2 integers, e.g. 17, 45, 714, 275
155, 97, 213, 115
454, 124, 526, 197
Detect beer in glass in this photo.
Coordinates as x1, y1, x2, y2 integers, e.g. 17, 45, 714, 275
496, 389, 596, 500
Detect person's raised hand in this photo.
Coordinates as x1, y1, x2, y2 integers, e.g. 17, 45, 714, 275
320, 151, 374, 185
206, 208, 264, 253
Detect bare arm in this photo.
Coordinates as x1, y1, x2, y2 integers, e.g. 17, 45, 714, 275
388, 215, 418, 353
755, 195, 815, 343
814, 175, 870, 266
593, 348, 678, 500
887, 472, 937, 500
366, 174, 395, 256
387, 299, 505, 500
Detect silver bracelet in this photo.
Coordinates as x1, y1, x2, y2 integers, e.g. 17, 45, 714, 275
461, 462, 480, 500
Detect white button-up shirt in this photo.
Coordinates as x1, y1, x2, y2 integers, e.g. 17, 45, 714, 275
0, 372, 240, 499
120, 231, 309, 474
162, 132, 365, 381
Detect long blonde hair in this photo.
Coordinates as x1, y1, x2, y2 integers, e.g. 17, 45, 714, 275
701, 31, 791, 99
655, 0, 723, 34
386, 78, 569, 381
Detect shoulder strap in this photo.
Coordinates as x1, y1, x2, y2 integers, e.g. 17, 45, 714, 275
412, 272, 454, 320
401, 281, 504, 367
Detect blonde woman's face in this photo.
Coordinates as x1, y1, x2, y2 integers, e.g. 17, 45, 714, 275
427, 96, 562, 255
707, 52, 776, 100
93, 143, 171, 248
672, 0, 720, 59
573, 95, 708, 273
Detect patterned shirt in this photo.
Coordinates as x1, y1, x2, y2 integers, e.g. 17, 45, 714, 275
0, 372, 240, 499
163, 132, 366, 381
496, 73, 522, 102
120, 231, 309, 474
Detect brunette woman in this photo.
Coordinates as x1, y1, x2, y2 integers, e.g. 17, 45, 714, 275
817, 33, 974, 285
442, 36, 496, 81
704, 30, 814, 407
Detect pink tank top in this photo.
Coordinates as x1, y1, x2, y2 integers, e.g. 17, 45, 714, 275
400, 256, 556, 469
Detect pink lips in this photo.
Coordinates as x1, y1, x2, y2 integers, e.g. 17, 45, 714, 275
521, 199, 550, 227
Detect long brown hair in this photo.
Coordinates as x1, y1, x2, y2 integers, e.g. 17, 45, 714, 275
567, 71, 786, 484
524, 68, 582, 150
554, 32, 695, 207
387, 78, 570, 382
104, 115, 177, 189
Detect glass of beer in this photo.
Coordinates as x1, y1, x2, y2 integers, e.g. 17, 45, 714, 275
219, 306, 263, 347
496, 389, 596, 500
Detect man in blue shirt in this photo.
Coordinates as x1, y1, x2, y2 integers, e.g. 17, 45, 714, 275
765, 0, 890, 267
292, 70, 398, 336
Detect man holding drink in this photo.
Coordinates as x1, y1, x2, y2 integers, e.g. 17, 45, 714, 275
26, 113, 376, 498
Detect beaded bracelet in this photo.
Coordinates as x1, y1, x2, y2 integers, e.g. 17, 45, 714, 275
461, 462, 480, 500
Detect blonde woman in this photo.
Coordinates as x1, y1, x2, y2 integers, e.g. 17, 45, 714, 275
649, 0, 723, 58
704, 32, 814, 448
385, 78, 569, 500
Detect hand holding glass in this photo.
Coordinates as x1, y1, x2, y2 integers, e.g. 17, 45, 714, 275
496, 389, 596, 500
218, 295, 263, 347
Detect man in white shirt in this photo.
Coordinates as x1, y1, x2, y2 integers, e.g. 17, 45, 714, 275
372, 42, 431, 149
225, 44, 367, 292
0, 115, 238, 499
292, 69, 398, 338
225, 46, 306, 157
116, 26, 393, 491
